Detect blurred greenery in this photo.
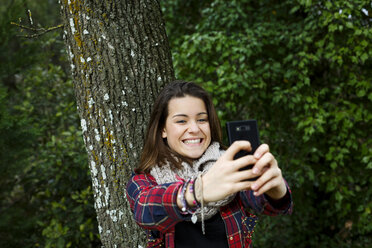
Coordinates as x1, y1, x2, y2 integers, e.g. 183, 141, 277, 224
1, 0, 371, 247
0, 0, 99, 247
163, 0, 371, 247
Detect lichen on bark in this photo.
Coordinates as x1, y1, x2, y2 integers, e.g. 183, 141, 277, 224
59, 0, 174, 247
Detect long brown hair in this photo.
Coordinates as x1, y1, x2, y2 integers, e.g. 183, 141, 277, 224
135, 80, 222, 174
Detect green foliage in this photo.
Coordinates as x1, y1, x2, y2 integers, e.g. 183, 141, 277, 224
0, 84, 40, 247
164, 0, 372, 247
0, 0, 62, 91
17, 64, 100, 248
0, 1, 100, 247
1, 62, 100, 248
2, 0, 371, 247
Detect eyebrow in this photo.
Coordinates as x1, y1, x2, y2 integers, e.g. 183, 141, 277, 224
172, 112, 208, 118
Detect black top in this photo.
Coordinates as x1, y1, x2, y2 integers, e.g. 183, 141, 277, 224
175, 213, 229, 248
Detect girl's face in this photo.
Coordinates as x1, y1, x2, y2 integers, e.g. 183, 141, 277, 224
162, 95, 211, 159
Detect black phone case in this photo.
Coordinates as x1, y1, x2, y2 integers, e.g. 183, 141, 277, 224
226, 120, 260, 179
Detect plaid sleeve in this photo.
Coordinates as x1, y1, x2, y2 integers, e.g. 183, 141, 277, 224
239, 179, 293, 216
126, 173, 189, 232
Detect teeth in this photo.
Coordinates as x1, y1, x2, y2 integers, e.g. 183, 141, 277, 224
184, 139, 201, 144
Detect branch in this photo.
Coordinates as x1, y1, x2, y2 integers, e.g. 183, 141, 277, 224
10, 22, 64, 38
11, 9, 63, 38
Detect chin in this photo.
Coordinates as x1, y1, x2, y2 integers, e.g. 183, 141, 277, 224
187, 154, 203, 159
183, 149, 207, 159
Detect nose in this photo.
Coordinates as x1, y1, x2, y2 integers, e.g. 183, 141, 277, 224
188, 121, 200, 133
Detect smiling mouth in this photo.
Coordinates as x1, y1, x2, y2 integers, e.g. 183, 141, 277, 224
183, 138, 203, 144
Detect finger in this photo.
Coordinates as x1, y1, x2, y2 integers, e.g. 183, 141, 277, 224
234, 180, 254, 192
252, 152, 276, 175
232, 154, 257, 171
253, 143, 270, 159
253, 180, 276, 196
234, 168, 260, 182
253, 178, 280, 196
251, 167, 281, 192
225, 141, 252, 160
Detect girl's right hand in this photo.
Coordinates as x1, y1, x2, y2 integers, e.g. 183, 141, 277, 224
200, 141, 258, 203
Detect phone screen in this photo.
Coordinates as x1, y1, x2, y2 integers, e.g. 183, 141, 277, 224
226, 120, 260, 159
226, 120, 260, 178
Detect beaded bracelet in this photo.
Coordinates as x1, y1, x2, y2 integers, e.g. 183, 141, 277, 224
177, 174, 204, 230
178, 178, 191, 214
189, 178, 201, 207
178, 177, 201, 215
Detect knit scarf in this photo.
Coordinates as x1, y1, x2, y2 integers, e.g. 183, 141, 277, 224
149, 142, 236, 220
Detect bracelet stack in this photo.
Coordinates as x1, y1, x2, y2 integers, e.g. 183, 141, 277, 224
177, 172, 205, 234
189, 178, 201, 207
178, 178, 198, 214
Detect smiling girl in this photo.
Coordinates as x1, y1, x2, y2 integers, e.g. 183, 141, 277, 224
126, 81, 293, 248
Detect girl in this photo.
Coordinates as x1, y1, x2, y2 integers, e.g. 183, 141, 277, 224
126, 80, 293, 247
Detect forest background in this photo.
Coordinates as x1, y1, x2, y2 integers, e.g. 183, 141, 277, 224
0, 0, 371, 247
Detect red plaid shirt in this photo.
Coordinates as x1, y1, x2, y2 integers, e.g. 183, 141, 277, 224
126, 173, 293, 248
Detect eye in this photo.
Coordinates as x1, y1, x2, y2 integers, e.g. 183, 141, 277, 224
198, 118, 208, 123
176, 120, 186, 124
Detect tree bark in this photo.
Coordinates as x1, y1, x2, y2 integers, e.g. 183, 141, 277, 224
59, 1, 174, 247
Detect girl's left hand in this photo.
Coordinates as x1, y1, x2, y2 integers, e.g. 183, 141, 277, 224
249, 144, 287, 199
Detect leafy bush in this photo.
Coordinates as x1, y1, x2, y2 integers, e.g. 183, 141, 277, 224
16, 64, 100, 248
0, 1, 100, 246
164, 0, 372, 247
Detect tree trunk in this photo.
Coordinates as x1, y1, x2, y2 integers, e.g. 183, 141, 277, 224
59, 1, 174, 247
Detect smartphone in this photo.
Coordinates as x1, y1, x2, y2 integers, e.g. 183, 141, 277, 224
226, 120, 260, 179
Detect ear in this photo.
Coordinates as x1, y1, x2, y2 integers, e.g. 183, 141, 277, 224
162, 128, 167, 138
